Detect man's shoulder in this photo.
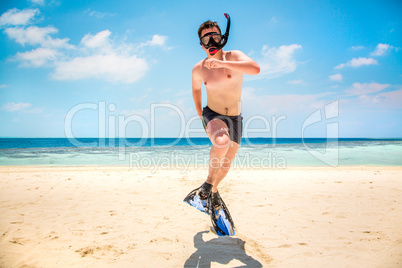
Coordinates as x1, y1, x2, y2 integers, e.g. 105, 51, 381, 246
225, 49, 243, 54
192, 59, 205, 72
225, 50, 246, 59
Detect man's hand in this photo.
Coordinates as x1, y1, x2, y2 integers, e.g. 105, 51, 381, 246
197, 109, 203, 119
203, 51, 260, 75
204, 58, 223, 69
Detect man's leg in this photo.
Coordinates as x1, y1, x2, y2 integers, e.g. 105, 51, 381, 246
184, 118, 239, 218
205, 119, 239, 192
210, 141, 239, 192
208, 139, 239, 237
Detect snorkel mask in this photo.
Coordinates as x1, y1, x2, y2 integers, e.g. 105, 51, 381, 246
200, 13, 231, 56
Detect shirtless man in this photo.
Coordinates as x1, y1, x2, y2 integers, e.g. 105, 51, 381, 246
184, 15, 260, 236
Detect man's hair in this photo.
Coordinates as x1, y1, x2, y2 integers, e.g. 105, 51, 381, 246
198, 20, 221, 38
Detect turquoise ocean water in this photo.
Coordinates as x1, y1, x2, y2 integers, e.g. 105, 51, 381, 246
0, 138, 401, 168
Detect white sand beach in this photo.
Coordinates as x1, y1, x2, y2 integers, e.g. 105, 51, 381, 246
0, 166, 401, 267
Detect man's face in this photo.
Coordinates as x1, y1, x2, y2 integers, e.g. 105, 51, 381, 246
200, 27, 221, 56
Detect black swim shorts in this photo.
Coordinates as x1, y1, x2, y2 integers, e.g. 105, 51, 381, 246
202, 106, 243, 144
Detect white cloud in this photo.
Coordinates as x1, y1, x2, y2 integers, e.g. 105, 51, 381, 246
357, 89, 402, 109
84, 9, 115, 19
268, 16, 278, 25
348, 57, 377, 67
0, 8, 39, 26
49, 30, 152, 83
370, 43, 398, 56
81, 30, 111, 50
258, 44, 302, 79
3, 14, 167, 84
329, 73, 343, 82
377, 89, 402, 109
2, 102, 44, 114
15, 47, 58, 67
287, 79, 305, 85
345, 82, 390, 96
0, 84, 7, 89
349, 46, 365, 51
242, 87, 332, 115
52, 54, 148, 83
4, 26, 72, 48
140, 34, 169, 48
30, 0, 45, 5
335, 57, 378, 69
2, 102, 31, 111
27, 107, 45, 114
149, 35, 167, 46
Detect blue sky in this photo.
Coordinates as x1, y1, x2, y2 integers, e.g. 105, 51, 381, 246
0, 0, 401, 138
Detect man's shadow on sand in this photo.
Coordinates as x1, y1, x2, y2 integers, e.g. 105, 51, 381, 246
184, 231, 263, 268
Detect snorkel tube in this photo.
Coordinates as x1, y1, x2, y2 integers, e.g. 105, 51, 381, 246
207, 13, 231, 56
220, 13, 231, 49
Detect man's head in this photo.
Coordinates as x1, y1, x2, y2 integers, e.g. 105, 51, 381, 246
198, 21, 222, 56
198, 14, 231, 56
198, 20, 221, 39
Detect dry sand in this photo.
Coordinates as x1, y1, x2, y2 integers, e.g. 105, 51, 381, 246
0, 166, 401, 267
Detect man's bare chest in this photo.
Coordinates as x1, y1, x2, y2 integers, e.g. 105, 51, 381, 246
201, 68, 239, 88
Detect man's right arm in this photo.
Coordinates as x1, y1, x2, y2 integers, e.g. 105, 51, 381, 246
192, 65, 203, 118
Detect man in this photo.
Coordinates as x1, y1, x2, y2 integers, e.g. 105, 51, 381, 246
184, 15, 260, 236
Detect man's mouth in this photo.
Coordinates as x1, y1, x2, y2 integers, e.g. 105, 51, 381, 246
209, 47, 218, 55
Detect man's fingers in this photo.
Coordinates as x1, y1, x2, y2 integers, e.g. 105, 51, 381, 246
204, 59, 217, 69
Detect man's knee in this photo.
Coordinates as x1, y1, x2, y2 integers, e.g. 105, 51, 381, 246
207, 119, 230, 148
211, 131, 230, 148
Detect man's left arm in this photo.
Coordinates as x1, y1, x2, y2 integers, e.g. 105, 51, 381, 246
204, 50, 260, 75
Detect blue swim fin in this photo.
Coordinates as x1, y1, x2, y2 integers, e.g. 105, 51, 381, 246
209, 191, 235, 236
183, 182, 212, 215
